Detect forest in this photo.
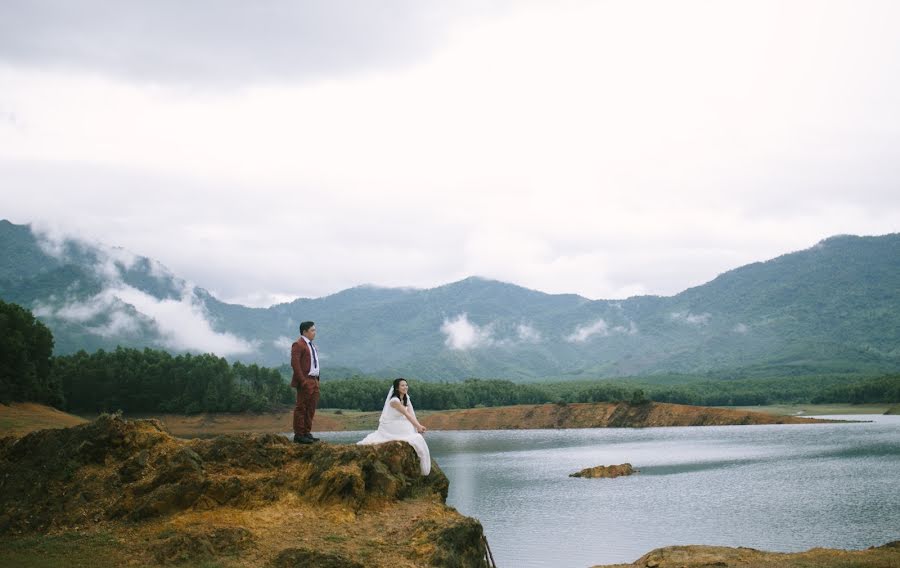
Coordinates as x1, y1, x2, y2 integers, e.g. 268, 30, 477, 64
2, 300, 898, 414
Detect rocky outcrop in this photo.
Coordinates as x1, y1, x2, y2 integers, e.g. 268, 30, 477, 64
570, 463, 637, 478
592, 541, 900, 567
0, 415, 488, 567
421, 401, 834, 430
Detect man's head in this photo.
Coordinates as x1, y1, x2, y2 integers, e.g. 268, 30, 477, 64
299, 321, 317, 341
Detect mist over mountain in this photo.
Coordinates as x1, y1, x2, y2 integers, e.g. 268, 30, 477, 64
2, 219, 898, 380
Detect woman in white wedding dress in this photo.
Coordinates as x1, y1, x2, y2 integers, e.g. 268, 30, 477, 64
357, 378, 431, 476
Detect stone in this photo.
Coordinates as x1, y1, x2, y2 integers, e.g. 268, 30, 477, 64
570, 463, 637, 478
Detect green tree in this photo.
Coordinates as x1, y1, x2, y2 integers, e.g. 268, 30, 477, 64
0, 300, 61, 406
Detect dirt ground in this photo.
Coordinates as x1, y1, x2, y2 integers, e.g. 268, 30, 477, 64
2, 401, 844, 440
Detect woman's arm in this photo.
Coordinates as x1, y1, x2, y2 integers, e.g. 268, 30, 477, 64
390, 399, 426, 433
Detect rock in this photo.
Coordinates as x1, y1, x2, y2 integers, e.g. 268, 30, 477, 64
591, 541, 900, 567
570, 463, 637, 478
0, 416, 488, 567
421, 517, 491, 567
272, 547, 364, 568
149, 526, 254, 564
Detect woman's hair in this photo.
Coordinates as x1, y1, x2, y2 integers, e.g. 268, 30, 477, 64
392, 377, 409, 407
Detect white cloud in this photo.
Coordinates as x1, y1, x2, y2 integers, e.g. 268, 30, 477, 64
89, 309, 142, 337
441, 313, 495, 351
31, 220, 71, 261
566, 320, 609, 343
29, 227, 258, 355
36, 283, 256, 355
272, 335, 294, 353
114, 285, 256, 355
612, 321, 639, 336
733, 323, 749, 334
33, 291, 143, 337
671, 311, 712, 325
3, 1, 900, 303
565, 318, 638, 342
516, 323, 542, 343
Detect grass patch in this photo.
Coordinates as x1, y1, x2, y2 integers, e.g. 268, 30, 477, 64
720, 403, 891, 416
0, 531, 132, 568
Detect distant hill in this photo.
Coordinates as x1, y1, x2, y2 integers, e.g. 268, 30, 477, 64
2, 219, 899, 380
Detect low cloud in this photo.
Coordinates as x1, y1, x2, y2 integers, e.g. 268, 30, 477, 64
272, 335, 294, 353
566, 318, 638, 342
33, 225, 177, 288
516, 323, 541, 343
37, 283, 257, 355
441, 313, 495, 351
114, 285, 257, 355
566, 319, 609, 343
31, 228, 257, 356
33, 292, 144, 338
612, 321, 639, 335
732, 323, 749, 333
670, 311, 711, 325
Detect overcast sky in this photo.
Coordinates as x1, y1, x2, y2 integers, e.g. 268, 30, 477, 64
2, 0, 899, 307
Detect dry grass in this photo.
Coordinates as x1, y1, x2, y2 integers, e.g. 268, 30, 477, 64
0, 415, 486, 567
0, 402, 87, 437
718, 403, 891, 416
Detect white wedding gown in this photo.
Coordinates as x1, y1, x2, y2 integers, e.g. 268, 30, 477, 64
357, 397, 431, 476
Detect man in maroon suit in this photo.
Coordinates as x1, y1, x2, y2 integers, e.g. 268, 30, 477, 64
291, 321, 320, 444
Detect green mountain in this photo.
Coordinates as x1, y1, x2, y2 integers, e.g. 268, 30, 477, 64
2, 219, 899, 380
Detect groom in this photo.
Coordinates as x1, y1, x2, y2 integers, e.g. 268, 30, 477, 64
291, 321, 320, 444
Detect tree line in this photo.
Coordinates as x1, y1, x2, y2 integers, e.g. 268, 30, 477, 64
2, 300, 898, 413
320, 374, 900, 410
53, 347, 293, 413
0, 300, 61, 406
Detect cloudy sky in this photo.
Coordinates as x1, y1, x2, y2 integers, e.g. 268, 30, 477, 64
2, 0, 899, 307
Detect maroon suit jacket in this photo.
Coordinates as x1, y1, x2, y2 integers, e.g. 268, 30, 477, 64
290, 339, 314, 388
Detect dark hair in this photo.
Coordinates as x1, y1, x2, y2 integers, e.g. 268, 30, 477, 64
299, 321, 315, 334
392, 377, 409, 407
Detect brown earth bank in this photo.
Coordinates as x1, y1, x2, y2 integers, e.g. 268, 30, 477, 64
418, 401, 836, 430
1, 401, 839, 439
0, 415, 489, 567
593, 541, 900, 567
128, 401, 838, 437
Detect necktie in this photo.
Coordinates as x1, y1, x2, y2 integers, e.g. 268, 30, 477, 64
310, 341, 318, 368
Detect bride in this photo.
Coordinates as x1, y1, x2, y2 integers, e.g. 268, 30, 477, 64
357, 378, 431, 476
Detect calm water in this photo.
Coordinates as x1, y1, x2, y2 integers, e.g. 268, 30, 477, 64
318, 415, 900, 567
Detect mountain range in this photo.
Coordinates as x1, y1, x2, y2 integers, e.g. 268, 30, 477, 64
2, 219, 899, 380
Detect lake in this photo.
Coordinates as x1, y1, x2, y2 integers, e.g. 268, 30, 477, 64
318, 415, 900, 567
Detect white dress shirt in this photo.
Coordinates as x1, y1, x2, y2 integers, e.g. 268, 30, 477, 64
302, 336, 320, 376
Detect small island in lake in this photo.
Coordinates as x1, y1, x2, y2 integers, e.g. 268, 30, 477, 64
570, 463, 638, 478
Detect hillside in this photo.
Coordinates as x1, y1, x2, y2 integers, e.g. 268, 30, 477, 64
0, 415, 488, 567
418, 401, 831, 430
2, 219, 900, 380
0, 402, 87, 436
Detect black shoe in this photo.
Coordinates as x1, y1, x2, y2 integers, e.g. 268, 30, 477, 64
294, 434, 314, 444
310, 435, 320, 441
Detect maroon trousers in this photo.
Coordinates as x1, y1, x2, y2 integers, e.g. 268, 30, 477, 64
293, 377, 320, 436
